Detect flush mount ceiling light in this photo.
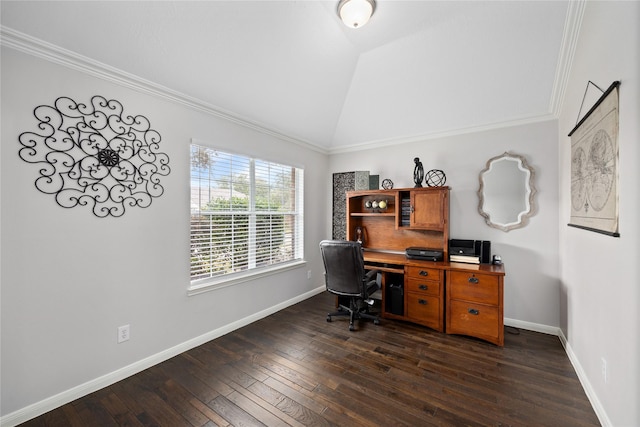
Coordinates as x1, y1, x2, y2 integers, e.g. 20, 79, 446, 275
338, 0, 376, 29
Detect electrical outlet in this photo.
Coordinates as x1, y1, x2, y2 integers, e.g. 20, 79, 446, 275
307, 270, 312, 280
601, 357, 607, 383
118, 324, 130, 343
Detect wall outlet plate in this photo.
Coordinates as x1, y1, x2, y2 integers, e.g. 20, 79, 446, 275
118, 324, 130, 343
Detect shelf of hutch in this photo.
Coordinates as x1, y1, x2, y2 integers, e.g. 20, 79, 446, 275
350, 212, 395, 217
346, 187, 449, 256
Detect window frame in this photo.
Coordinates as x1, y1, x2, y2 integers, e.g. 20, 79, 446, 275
188, 140, 305, 296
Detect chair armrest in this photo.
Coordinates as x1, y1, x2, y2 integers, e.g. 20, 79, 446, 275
364, 269, 380, 282
364, 270, 382, 297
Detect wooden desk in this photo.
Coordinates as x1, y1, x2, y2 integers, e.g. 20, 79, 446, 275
363, 250, 506, 346
344, 187, 505, 345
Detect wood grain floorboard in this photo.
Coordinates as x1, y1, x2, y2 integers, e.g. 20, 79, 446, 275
20, 292, 600, 426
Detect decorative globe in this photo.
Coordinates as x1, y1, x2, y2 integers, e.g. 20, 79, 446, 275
425, 169, 447, 187
378, 200, 387, 209
381, 178, 394, 189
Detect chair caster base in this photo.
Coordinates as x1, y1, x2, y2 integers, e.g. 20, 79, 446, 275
325, 306, 380, 331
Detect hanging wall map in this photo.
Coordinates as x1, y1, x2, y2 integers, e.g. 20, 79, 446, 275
568, 81, 620, 236
18, 96, 171, 218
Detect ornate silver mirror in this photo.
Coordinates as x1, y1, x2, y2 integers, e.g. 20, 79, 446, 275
478, 152, 536, 232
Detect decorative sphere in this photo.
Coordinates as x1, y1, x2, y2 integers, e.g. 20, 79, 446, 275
425, 169, 447, 187
372, 201, 379, 209
365, 200, 372, 208
381, 178, 394, 189
378, 200, 387, 209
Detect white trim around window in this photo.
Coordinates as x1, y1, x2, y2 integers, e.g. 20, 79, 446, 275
188, 141, 305, 295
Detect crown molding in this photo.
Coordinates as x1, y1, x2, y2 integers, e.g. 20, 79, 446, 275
0, 26, 328, 156
328, 112, 557, 155
549, 0, 586, 117
2, 11, 581, 159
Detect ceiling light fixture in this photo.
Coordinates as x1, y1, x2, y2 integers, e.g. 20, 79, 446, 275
337, 0, 376, 29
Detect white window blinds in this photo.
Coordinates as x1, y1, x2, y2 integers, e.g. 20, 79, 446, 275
190, 144, 304, 283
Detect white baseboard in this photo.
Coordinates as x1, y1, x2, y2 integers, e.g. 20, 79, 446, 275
504, 318, 611, 427
0, 286, 326, 427
557, 329, 612, 427
4, 301, 611, 427
504, 317, 562, 336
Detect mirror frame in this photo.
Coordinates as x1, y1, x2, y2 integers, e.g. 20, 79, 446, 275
477, 152, 537, 232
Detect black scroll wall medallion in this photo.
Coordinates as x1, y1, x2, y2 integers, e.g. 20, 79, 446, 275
19, 96, 171, 218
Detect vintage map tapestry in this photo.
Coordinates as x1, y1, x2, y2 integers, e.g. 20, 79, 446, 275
568, 81, 620, 237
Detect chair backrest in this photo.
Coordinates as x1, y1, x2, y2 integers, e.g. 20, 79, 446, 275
319, 240, 366, 297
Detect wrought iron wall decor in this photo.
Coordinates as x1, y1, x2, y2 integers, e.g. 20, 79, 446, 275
18, 96, 171, 218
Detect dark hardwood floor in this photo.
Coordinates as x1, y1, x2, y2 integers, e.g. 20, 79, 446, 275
22, 292, 600, 426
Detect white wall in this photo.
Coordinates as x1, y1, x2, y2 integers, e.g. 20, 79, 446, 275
4, 3, 639, 426
0, 47, 329, 420
329, 119, 560, 328
557, 2, 639, 426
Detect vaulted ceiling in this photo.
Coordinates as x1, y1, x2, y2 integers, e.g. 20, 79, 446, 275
1, 1, 572, 153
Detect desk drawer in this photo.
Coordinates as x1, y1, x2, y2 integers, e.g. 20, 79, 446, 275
406, 293, 440, 328
406, 278, 440, 296
449, 271, 499, 305
406, 266, 441, 281
448, 300, 499, 341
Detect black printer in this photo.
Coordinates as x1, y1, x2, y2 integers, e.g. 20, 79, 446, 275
405, 247, 444, 261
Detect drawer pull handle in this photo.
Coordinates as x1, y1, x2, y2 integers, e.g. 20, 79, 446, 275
468, 277, 479, 284
468, 308, 479, 315
419, 270, 429, 276
418, 299, 428, 305
419, 284, 428, 290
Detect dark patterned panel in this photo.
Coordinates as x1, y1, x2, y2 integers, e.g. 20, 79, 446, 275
332, 171, 369, 240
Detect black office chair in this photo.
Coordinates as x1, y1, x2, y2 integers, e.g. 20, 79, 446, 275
319, 240, 381, 331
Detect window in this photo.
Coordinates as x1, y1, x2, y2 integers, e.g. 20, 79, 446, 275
190, 144, 304, 289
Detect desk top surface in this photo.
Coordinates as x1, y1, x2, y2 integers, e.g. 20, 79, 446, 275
363, 250, 505, 275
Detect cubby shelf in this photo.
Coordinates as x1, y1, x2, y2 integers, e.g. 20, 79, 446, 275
350, 212, 395, 217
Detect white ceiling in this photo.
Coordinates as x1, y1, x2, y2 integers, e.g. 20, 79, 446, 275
1, 1, 570, 153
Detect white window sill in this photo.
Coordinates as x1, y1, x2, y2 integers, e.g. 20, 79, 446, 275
187, 260, 307, 296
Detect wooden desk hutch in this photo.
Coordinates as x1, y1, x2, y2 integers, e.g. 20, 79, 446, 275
346, 187, 506, 346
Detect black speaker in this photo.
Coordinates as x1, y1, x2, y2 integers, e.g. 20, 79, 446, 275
475, 240, 492, 264
386, 283, 404, 315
